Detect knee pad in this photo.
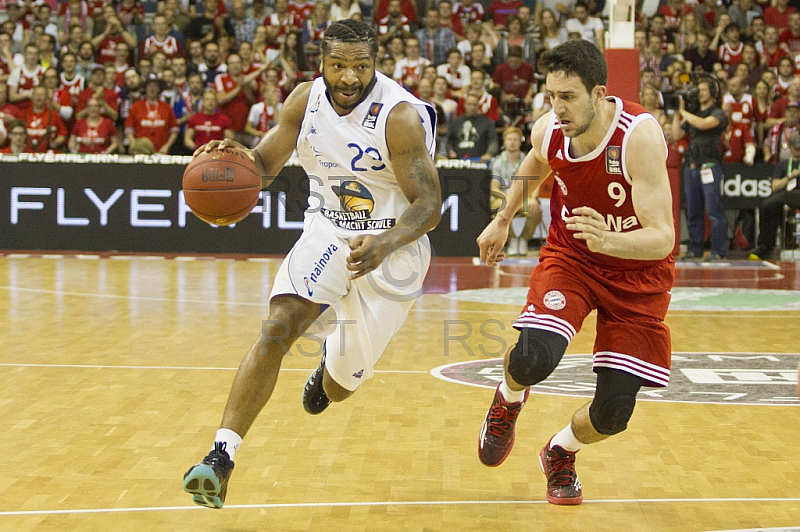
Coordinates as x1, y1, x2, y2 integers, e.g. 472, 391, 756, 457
589, 393, 636, 435
507, 328, 568, 386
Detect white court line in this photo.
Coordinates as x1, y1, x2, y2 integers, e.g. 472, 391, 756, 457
0, 363, 427, 373
1, 286, 799, 317
0, 286, 269, 306
0, 286, 510, 314
2, 497, 800, 517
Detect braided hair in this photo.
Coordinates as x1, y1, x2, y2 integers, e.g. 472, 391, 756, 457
321, 19, 378, 59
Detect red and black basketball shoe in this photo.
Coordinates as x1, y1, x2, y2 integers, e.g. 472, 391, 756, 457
478, 384, 530, 466
539, 438, 583, 505
183, 441, 235, 509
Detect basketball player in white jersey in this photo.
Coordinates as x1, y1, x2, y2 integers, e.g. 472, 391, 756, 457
182, 19, 442, 509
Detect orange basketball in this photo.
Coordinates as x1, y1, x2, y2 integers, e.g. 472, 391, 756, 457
182, 147, 261, 226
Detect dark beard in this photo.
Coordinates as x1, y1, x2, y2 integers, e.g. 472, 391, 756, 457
570, 106, 595, 138
323, 74, 377, 113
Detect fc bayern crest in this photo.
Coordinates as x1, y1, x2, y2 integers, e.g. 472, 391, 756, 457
543, 290, 566, 310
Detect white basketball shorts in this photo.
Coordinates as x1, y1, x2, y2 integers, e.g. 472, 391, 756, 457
270, 213, 431, 391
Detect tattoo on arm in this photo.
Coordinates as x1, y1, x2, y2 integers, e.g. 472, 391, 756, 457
396, 152, 440, 234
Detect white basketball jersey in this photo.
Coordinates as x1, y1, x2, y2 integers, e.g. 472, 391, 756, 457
297, 72, 437, 238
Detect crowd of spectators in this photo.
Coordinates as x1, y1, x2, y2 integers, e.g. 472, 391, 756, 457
636, 0, 800, 258
0, 0, 609, 158
3, 0, 795, 255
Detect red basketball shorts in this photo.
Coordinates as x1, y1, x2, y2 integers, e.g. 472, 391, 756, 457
514, 253, 675, 387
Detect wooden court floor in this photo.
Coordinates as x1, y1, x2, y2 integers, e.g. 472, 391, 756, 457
0, 253, 798, 531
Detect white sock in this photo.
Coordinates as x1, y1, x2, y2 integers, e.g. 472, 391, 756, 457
499, 379, 527, 403
549, 423, 583, 452
213, 428, 243, 461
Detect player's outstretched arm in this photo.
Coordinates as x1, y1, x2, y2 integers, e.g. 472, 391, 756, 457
477, 114, 550, 266
566, 118, 675, 260
346, 102, 442, 279
196, 82, 313, 190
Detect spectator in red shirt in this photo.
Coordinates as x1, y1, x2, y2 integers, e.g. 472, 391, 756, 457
753, 78, 774, 148
779, 12, 800, 56
76, 66, 120, 122
22, 85, 68, 152
69, 96, 119, 153
492, 45, 536, 126
759, 25, 789, 69
288, 0, 315, 26
772, 56, 794, 100
487, 0, 524, 30
456, 69, 499, 121
728, 43, 764, 88
58, 52, 85, 101
244, 82, 282, 146
262, 0, 302, 46
393, 36, 430, 94
91, 14, 137, 66
184, 88, 234, 151
59, 0, 91, 38
764, 0, 797, 33
41, 67, 75, 132
767, 73, 800, 130
658, 0, 693, 32
438, 0, 463, 37
111, 42, 132, 88
125, 77, 179, 154
372, 0, 418, 27
377, 0, 412, 46
0, 31, 14, 84
717, 23, 746, 68
0, 80, 21, 126
140, 14, 184, 60
215, 53, 265, 134
8, 43, 45, 110
0, 119, 29, 154
118, 0, 146, 27
764, 100, 800, 163
722, 108, 756, 164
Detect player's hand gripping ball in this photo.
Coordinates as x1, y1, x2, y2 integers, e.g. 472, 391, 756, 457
182, 146, 261, 226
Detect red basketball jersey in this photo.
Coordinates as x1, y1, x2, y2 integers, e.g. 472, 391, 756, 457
140, 35, 184, 60
71, 116, 116, 153
722, 93, 754, 128
718, 42, 744, 66
60, 73, 85, 101
542, 97, 671, 271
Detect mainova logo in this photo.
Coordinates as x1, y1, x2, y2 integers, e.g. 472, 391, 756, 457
431, 353, 799, 405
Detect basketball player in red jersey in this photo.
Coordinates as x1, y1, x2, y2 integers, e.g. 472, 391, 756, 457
476, 40, 676, 505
